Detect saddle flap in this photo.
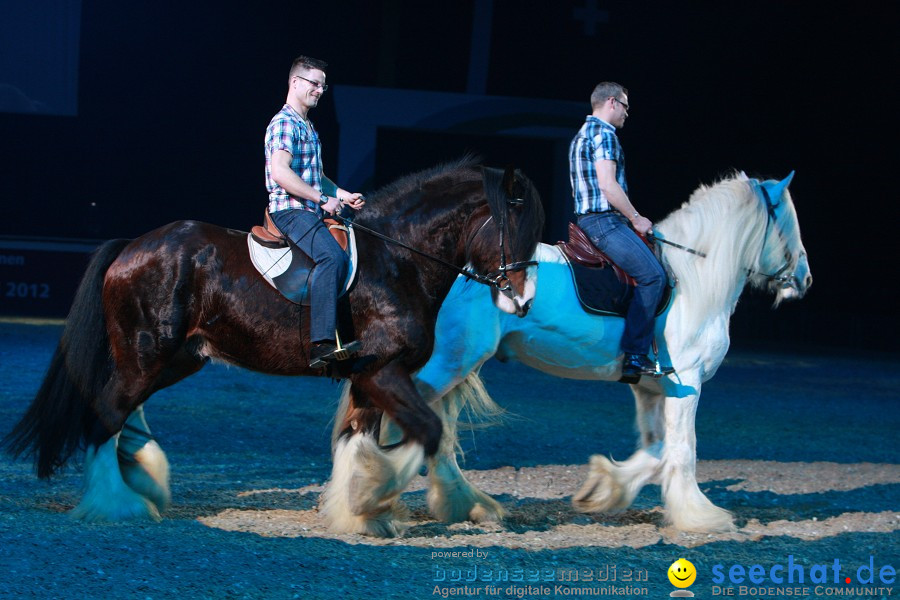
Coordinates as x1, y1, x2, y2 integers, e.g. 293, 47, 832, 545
251, 210, 287, 248
247, 213, 358, 306
559, 249, 673, 318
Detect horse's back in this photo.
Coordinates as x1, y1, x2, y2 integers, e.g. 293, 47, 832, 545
103, 220, 256, 325
127, 220, 245, 250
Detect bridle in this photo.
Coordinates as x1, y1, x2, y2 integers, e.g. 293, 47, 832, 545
337, 193, 537, 299
750, 181, 803, 290
651, 179, 803, 293
464, 197, 539, 298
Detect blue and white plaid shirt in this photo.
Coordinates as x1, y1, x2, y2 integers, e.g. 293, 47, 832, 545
265, 104, 323, 213
569, 116, 628, 215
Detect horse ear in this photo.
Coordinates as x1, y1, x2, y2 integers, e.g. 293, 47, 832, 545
767, 170, 796, 201
502, 164, 517, 198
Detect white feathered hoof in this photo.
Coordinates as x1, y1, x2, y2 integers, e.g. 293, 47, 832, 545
70, 489, 160, 523
319, 434, 422, 537
120, 440, 171, 513
666, 498, 736, 533
429, 487, 505, 524
319, 483, 407, 538
71, 440, 161, 522
426, 464, 505, 524
571, 455, 629, 514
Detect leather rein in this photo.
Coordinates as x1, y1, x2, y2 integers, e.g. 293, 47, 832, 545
335, 196, 537, 298
648, 182, 798, 288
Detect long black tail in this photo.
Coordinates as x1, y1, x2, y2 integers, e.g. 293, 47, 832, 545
2, 238, 131, 478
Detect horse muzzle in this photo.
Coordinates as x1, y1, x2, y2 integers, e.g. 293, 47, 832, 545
514, 297, 533, 317
776, 255, 812, 302
492, 267, 537, 316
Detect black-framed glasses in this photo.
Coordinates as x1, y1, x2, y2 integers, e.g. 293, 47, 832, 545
612, 97, 629, 111
294, 75, 328, 91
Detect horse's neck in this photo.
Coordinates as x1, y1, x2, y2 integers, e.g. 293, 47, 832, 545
660, 193, 766, 331
361, 199, 477, 264
355, 199, 478, 316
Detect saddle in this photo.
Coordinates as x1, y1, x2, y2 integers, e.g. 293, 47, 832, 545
250, 210, 349, 252
247, 210, 357, 306
557, 222, 671, 317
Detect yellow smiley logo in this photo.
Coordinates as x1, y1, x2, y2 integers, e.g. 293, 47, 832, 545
668, 558, 697, 588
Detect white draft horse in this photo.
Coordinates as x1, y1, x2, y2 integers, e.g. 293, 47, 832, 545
330, 171, 811, 535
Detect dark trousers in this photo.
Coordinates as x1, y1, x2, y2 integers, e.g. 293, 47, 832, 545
577, 212, 666, 355
270, 209, 348, 343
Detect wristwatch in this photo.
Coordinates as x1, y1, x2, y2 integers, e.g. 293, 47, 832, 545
318, 194, 329, 207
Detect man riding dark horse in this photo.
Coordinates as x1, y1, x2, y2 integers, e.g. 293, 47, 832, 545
264, 55, 365, 369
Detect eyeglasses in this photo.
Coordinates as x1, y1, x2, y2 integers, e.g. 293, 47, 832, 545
294, 75, 328, 92
612, 97, 629, 111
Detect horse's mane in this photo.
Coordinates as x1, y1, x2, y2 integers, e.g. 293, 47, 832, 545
358, 156, 544, 264
362, 155, 483, 220
657, 172, 794, 334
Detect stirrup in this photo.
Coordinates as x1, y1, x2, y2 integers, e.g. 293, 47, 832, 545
332, 332, 361, 361
618, 355, 675, 384
648, 339, 675, 378
651, 358, 676, 378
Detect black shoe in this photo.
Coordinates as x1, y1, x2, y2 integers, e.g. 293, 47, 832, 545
622, 353, 659, 378
309, 341, 339, 369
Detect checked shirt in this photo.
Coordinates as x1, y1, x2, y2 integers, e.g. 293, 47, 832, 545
265, 103, 323, 213
569, 116, 628, 215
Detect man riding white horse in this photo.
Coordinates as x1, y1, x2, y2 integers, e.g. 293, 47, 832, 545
569, 81, 670, 380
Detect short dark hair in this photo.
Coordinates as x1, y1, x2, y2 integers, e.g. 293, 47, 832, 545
289, 56, 328, 82
590, 82, 627, 111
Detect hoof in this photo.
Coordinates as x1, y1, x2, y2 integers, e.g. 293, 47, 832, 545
318, 489, 407, 537
428, 485, 505, 524
667, 505, 736, 533
70, 493, 161, 523
572, 455, 628, 514
469, 501, 505, 524
120, 440, 171, 513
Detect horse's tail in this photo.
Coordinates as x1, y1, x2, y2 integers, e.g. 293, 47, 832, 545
2, 238, 131, 479
436, 372, 505, 457
331, 382, 353, 451
331, 372, 504, 455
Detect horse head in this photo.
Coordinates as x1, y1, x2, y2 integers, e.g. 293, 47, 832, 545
465, 166, 545, 317
752, 171, 812, 304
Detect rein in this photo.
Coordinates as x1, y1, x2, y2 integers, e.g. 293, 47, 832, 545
647, 182, 797, 288
334, 197, 537, 296
648, 234, 707, 258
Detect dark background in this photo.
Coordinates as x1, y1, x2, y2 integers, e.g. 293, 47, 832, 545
0, 1, 895, 351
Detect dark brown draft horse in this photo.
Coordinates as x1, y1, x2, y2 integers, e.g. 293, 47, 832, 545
3, 159, 544, 528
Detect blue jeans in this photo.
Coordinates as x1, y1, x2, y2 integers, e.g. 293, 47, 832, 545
270, 209, 348, 344
577, 212, 666, 355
